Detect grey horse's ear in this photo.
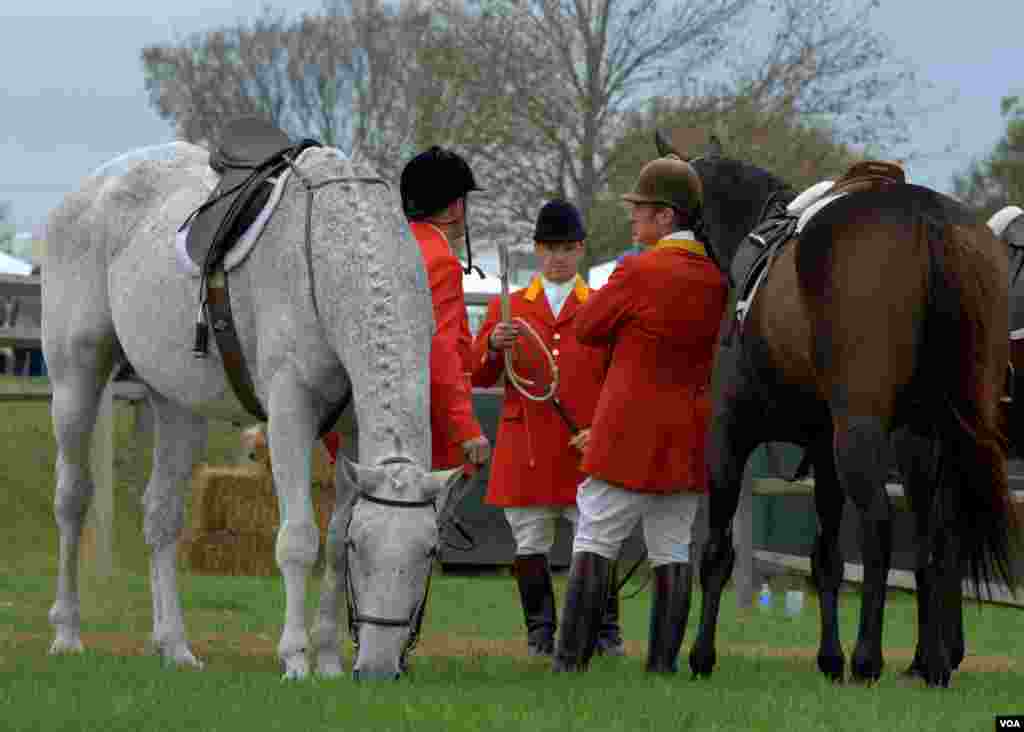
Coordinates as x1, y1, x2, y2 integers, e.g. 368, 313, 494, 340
335, 456, 385, 497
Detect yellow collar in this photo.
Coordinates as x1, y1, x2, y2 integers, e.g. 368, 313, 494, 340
524, 274, 590, 303
654, 238, 707, 257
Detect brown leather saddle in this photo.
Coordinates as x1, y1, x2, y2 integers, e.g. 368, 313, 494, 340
829, 159, 906, 197
726, 160, 909, 348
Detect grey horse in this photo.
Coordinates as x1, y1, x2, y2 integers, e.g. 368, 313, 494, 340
42, 141, 468, 680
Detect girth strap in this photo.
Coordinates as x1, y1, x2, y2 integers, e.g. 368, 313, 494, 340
206, 270, 266, 422
204, 267, 352, 436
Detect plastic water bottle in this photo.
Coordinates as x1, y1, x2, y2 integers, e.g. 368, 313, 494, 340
758, 582, 773, 611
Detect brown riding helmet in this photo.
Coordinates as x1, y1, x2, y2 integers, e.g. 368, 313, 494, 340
621, 155, 703, 217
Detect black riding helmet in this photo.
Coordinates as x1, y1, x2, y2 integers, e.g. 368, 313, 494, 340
400, 146, 482, 220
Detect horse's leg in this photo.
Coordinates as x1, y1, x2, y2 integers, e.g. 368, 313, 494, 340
267, 376, 320, 681
809, 444, 845, 682
894, 429, 934, 679
144, 391, 207, 668
896, 429, 961, 686
314, 499, 346, 678
45, 328, 117, 655
833, 415, 892, 683
688, 395, 758, 679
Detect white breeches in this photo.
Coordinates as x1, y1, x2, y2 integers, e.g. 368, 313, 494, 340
504, 505, 579, 556
573, 477, 701, 567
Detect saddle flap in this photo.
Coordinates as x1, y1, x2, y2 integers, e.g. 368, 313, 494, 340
210, 116, 294, 174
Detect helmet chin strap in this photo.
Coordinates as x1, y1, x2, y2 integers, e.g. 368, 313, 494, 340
433, 198, 484, 279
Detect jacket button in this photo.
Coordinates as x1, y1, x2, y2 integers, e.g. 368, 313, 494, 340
552, 348, 560, 356
553, 333, 561, 340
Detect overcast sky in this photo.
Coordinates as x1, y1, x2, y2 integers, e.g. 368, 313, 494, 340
2, 0, 1022, 233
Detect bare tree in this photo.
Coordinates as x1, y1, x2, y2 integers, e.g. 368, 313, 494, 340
431, 0, 754, 268
429, 0, 914, 272
142, 5, 365, 148
723, 0, 920, 152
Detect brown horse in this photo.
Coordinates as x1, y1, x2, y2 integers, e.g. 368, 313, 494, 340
658, 132, 1018, 687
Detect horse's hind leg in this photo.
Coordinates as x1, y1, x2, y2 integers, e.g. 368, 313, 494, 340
143, 391, 207, 668
810, 444, 845, 682
45, 328, 118, 654
895, 429, 960, 687
833, 414, 892, 683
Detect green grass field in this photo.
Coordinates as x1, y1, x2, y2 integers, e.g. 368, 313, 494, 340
1, 377, 1021, 732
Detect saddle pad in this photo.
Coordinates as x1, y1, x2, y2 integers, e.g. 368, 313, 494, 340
795, 192, 848, 234
786, 180, 835, 217
175, 168, 292, 277
989, 205, 1024, 239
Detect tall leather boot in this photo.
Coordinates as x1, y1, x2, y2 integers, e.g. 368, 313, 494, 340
513, 554, 557, 656
596, 561, 625, 656
646, 562, 693, 673
552, 552, 612, 673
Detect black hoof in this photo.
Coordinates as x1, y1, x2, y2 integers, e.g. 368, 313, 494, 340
688, 648, 715, 679
817, 654, 845, 683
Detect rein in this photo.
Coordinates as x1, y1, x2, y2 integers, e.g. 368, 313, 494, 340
280, 153, 389, 327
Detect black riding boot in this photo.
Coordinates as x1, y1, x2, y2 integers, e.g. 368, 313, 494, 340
596, 562, 625, 656
646, 562, 693, 673
513, 554, 558, 656
552, 552, 612, 673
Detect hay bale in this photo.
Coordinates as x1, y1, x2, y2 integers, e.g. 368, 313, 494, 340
184, 428, 340, 576
182, 529, 278, 577
190, 464, 335, 536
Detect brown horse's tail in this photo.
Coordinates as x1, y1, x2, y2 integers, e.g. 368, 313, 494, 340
926, 217, 1019, 597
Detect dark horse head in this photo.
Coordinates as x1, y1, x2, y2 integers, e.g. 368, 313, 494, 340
656, 130, 1018, 689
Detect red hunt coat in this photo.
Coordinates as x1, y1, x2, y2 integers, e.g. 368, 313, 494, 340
408, 221, 484, 470
575, 239, 728, 495
471, 275, 610, 507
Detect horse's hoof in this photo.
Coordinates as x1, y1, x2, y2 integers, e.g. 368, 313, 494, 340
164, 644, 204, 670
817, 654, 845, 683
317, 655, 344, 679
850, 650, 883, 685
923, 670, 951, 688
281, 653, 310, 681
48, 635, 84, 655
688, 649, 716, 679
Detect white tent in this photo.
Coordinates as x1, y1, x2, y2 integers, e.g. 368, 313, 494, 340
462, 269, 503, 295
0, 251, 33, 276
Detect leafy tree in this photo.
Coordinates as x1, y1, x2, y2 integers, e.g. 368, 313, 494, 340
953, 95, 1024, 219
587, 92, 861, 265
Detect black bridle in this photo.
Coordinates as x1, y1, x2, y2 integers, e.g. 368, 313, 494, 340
342, 457, 476, 668
344, 487, 437, 667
